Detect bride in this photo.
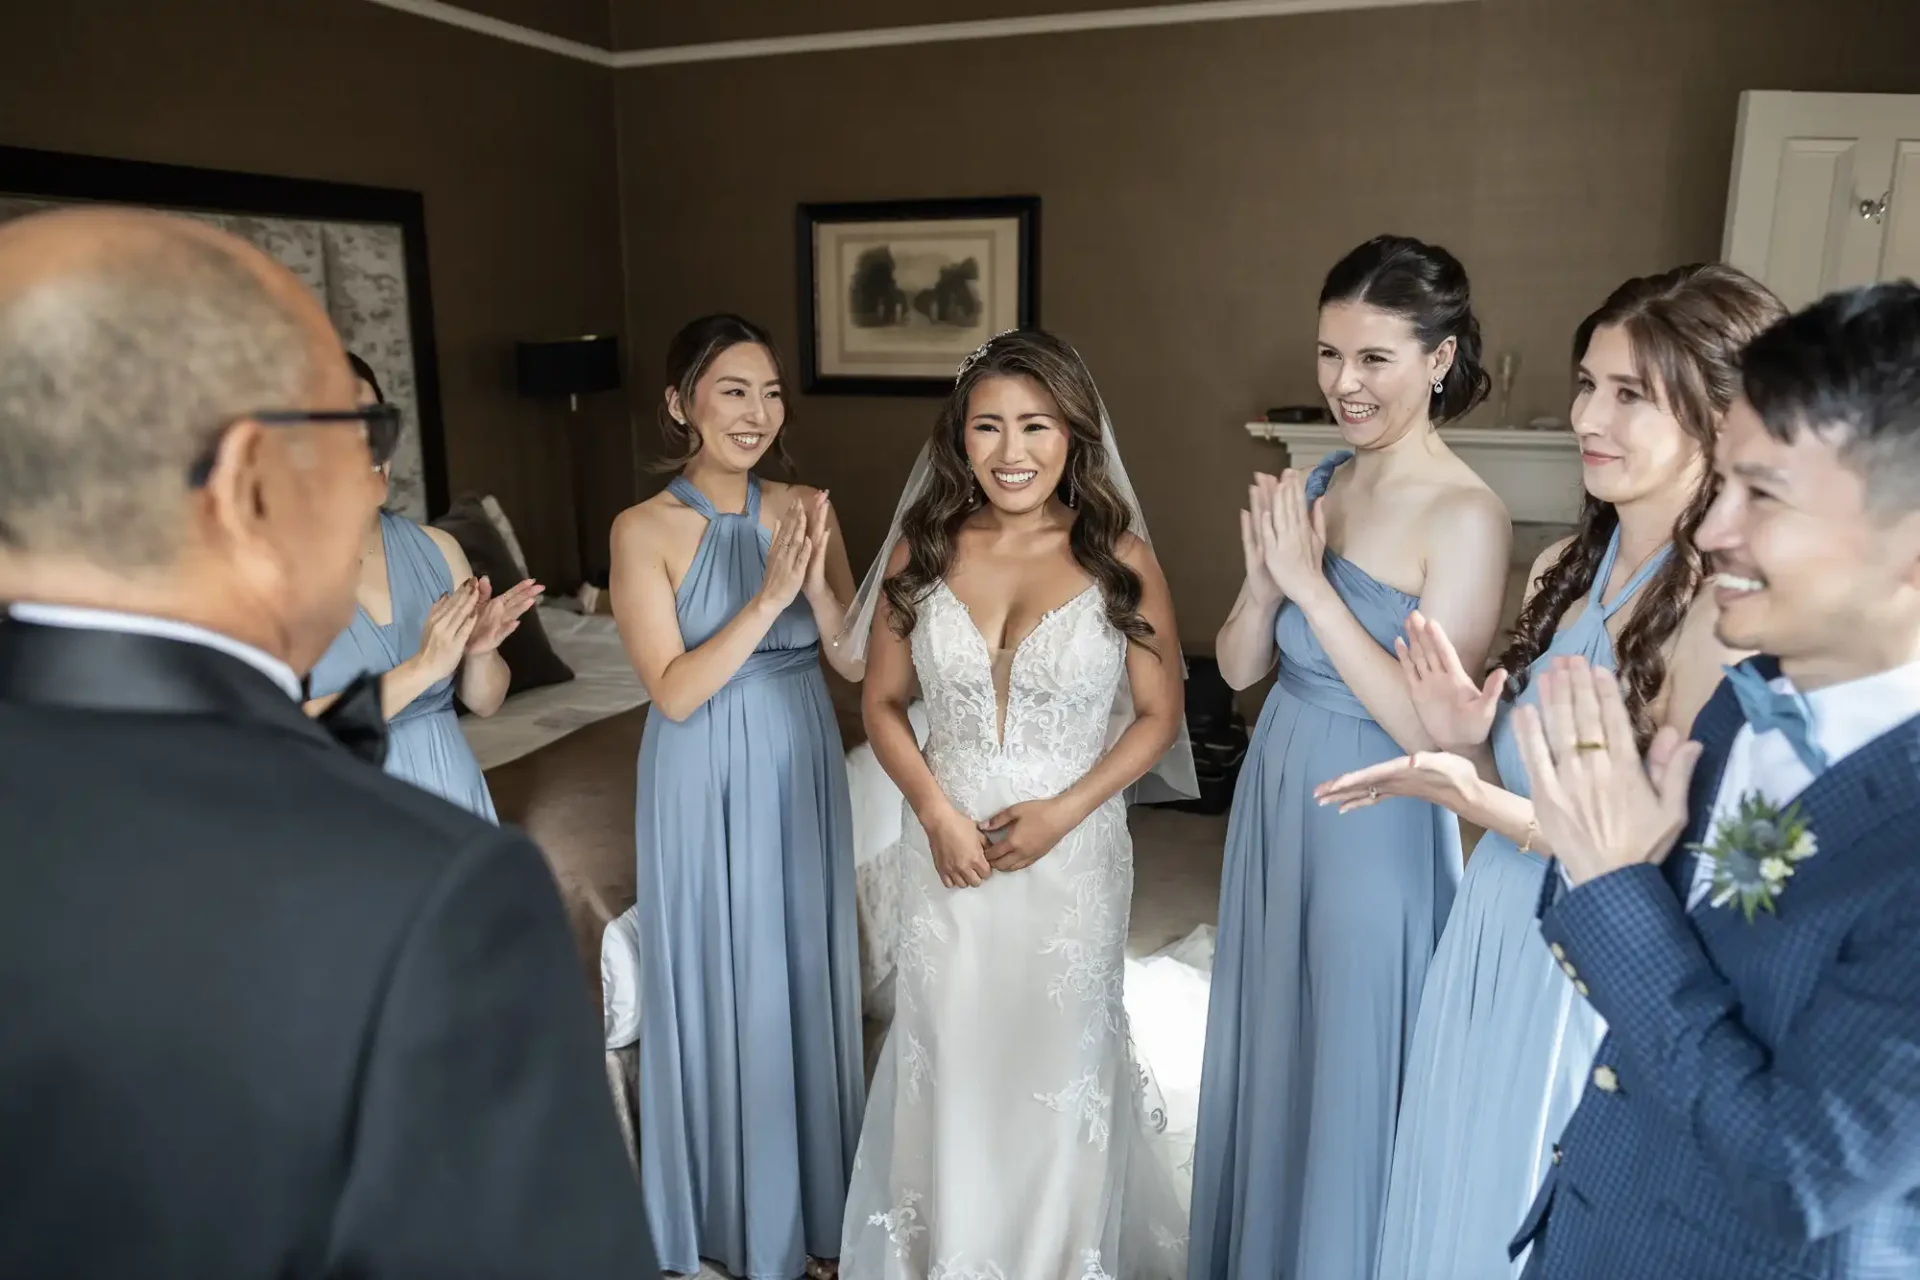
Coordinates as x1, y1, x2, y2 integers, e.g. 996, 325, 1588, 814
837, 330, 1197, 1280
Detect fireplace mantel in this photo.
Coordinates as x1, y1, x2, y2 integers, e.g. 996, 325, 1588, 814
1245, 421, 1584, 525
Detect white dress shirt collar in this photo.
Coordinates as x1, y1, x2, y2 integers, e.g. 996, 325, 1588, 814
1688, 657, 1920, 909
6, 602, 303, 701
1779, 659, 1920, 767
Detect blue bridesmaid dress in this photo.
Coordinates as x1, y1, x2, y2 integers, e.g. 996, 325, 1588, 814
309, 510, 497, 822
1188, 450, 1463, 1280
1373, 527, 1668, 1280
631, 473, 865, 1280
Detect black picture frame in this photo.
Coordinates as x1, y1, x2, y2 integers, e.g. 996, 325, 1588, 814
0, 144, 450, 516
795, 195, 1040, 396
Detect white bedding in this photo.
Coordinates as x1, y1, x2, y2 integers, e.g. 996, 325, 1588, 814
461, 605, 650, 772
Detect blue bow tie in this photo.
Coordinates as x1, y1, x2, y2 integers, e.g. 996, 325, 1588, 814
1723, 662, 1828, 775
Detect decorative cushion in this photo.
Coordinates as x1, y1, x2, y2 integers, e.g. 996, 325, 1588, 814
480, 494, 531, 580
431, 493, 574, 698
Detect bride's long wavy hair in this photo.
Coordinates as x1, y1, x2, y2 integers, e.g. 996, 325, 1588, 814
883, 330, 1156, 651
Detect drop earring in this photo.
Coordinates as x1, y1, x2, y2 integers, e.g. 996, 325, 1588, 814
1432, 377, 1445, 396
1065, 475, 1076, 506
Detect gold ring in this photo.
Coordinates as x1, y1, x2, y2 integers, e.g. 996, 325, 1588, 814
1575, 740, 1607, 753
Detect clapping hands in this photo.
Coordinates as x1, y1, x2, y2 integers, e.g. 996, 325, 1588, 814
1239, 470, 1328, 606
1511, 656, 1701, 886
800, 489, 836, 608
756, 498, 814, 612
416, 578, 481, 682
1395, 610, 1507, 752
466, 575, 545, 655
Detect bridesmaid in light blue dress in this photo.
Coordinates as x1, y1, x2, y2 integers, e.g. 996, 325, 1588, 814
307, 354, 539, 822
1312, 264, 1784, 1279
1190, 237, 1514, 1280
610, 315, 865, 1280
1368, 531, 1663, 1279
309, 512, 498, 820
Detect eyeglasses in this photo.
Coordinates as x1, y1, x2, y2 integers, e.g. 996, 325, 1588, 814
186, 404, 402, 487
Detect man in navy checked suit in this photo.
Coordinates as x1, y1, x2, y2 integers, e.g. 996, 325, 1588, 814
1506, 281, 1920, 1279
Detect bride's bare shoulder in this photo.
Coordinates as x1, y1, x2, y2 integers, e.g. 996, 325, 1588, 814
1114, 530, 1155, 570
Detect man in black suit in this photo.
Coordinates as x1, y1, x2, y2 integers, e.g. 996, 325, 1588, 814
0, 207, 660, 1278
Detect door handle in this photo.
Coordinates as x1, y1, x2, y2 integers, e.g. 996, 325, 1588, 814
1859, 192, 1891, 224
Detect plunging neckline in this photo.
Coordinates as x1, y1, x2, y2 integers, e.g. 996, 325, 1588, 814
940, 579, 1097, 660
938, 579, 1099, 746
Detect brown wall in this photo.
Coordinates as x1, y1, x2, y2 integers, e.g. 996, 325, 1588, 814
453, 0, 612, 48
0, 0, 628, 587
9, 0, 1920, 614
616, 0, 1920, 650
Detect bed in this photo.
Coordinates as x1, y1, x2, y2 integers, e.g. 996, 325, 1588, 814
462, 604, 649, 772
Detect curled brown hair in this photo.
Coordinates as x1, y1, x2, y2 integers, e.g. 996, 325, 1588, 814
648, 313, 796, 476
1497, 263, 1786, 745
883, 329, 1155, 650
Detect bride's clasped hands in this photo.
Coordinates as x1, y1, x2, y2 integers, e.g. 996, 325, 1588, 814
1314, 610, 1504, 812
977, 794, 1078, 873
926, 801, 993, 888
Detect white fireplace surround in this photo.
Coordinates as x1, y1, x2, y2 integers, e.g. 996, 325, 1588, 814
1245, 421, 1586, 526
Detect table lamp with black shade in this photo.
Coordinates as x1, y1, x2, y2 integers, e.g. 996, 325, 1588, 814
515, 334, 623, 588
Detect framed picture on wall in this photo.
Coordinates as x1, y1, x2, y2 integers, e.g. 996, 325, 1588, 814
796, 195, 1039, 396
0, 144, 450, 519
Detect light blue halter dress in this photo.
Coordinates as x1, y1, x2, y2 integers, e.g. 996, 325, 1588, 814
309, 511, 497, 822
1373, 527, 1669, 1280
630, 473, 865, 1280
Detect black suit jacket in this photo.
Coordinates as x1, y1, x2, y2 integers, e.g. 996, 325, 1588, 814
0, 619, 661, 1278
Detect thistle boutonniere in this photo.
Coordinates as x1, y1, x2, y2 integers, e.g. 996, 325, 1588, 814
1688, 791, 1818, 922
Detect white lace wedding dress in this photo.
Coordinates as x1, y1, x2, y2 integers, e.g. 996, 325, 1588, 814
840, 581, 1190, 1280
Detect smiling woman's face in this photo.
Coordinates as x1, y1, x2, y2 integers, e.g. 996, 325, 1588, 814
1570, 322, 1704, 507
671, 340, 785, 472
962, 373, 1070, 516
1315, 299, 1453, 447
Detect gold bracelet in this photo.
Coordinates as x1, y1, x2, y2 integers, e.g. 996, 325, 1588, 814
1519, 818, 1538, 856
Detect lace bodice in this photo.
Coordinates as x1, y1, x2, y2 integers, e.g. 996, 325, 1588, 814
910, 581, 1126, 805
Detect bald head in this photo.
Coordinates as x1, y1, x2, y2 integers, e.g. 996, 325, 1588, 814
0, 207, 339, 565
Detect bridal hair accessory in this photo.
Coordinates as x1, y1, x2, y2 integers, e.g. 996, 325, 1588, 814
956, 329, 1020, 383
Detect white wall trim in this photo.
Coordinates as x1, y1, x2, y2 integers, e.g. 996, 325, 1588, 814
357, 0, 617, 65
358, 0, 1469, 68
611, 0, 1469, 66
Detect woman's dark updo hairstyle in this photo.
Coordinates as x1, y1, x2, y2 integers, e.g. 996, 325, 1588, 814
1496, 263, 1786, 747
882, 329, 1155, 652
347, 351, 385, 404
1318, 234, 1491, 424
650, 313, 795, 475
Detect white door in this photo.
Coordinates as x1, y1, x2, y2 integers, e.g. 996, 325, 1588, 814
1722, 91, 1920, 310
